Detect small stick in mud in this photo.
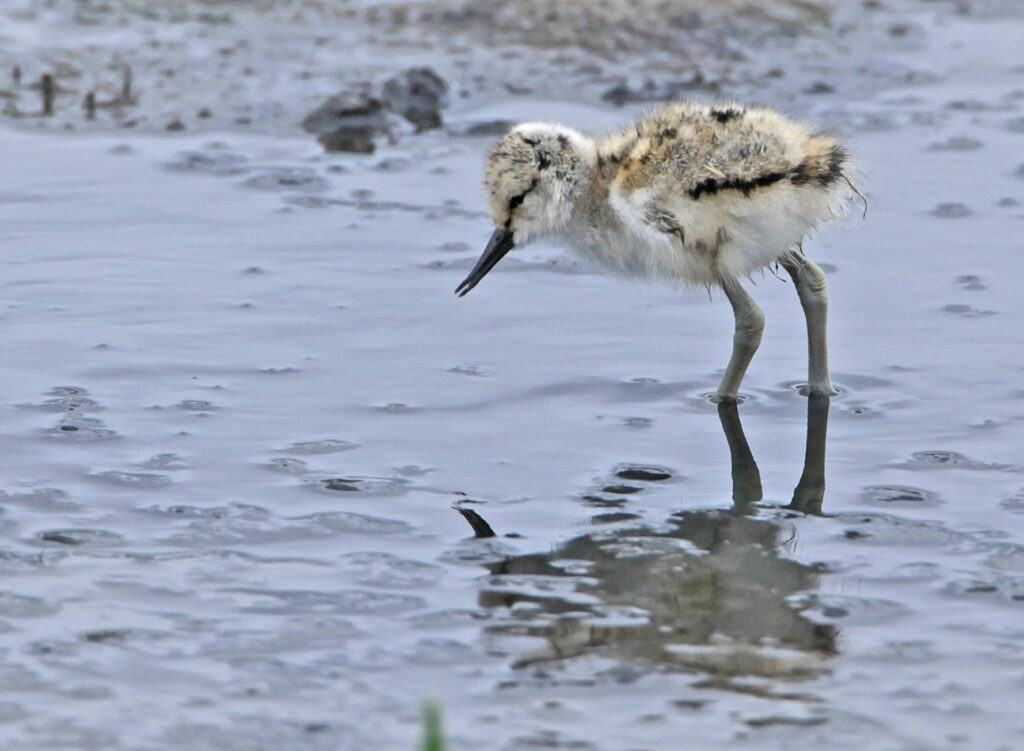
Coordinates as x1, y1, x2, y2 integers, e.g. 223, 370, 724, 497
84, 91, 96, 120
453, 504, 496, 538
12, 65, 20, 85
40, 74, 54, 115
121, 64, 134, 105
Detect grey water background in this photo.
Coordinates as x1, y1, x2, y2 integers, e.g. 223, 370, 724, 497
2, 1, 1024, 749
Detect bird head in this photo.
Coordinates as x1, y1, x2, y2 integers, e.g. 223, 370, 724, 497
455, 123, 596, 296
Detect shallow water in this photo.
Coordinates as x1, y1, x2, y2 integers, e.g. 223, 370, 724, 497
3, 2, 1024, 750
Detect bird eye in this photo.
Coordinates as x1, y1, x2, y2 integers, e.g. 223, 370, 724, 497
522, 137, 540, 146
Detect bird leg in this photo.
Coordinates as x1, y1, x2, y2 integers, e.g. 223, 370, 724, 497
778, 251, 837, 395
716, 279, 765, 400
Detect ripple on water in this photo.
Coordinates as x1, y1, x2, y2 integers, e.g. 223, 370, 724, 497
315, 476, 409, 496
47, 416, 118, 441
241, 168, 329, 192
926, 135, 984, 151
230, 588, 425, 616
165, 150, 249, 176
930, 203, 971, 218
405, 637, 476, 666
90, 470, 173, 488
265, 457, 309, 474
177, 399, 218, 411
0, 592, 60, 618
614, 465, 672, 482
281, 438, 359, 455
338, 552, 443, 588
35, 529, 125, 547
0, 488, 82, 513
862, 485, 940, 506
942, 303, 997, 317
298, 511, 413, 535
164, 507, 410, 546
789, 593, 909, 626
899, 451, 1019, 471
202, 617, 363, 656
834, 513, 968, 547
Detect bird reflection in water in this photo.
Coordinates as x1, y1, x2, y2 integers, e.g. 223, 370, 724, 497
476, 394, 833, 689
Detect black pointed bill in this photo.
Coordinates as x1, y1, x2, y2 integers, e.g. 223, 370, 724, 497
454, 228, 515, 297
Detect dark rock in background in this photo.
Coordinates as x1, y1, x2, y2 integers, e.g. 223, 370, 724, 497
380, 67, 448, 132
601, 73, 719, 107
303, 67, 448, 153
301, 88, 389, 154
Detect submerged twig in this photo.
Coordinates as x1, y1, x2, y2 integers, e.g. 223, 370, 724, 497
453, 504, 496, 538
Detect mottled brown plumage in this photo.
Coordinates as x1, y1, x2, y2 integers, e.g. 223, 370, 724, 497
457, 102, 862, 399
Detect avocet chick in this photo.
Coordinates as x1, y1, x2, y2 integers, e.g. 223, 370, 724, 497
455, 102, 861, 399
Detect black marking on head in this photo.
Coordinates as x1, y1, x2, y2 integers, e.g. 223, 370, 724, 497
537, 152, 552, 170
825, 145, 847, 184
688, 171, 787, 200
506, 176, 540, 223
556, 134, 569, 148
521, 136, 540, 146
790, 144, 848, 187
710, 107, 742, 123
660, 127, 678, 139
